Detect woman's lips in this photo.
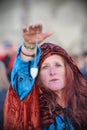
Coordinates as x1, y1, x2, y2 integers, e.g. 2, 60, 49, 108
50, 79, 59, 81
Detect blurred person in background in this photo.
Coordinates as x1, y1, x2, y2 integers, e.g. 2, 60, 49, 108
0, 60, 9, 130
80, 51, 87, 79
4, 23, 87, 130
0, 41, 17, 81
0, 60, 9, 88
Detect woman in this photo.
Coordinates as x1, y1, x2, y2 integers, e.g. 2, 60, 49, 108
4, 24, 87, 130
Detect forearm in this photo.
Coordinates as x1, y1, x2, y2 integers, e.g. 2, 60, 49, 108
11, 45, 41, 100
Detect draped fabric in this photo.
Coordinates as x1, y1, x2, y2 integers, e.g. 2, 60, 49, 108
4, 85, 66, 130
4, 84, 41, 130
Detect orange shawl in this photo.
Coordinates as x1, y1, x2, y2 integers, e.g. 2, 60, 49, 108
4, 84, 41, 130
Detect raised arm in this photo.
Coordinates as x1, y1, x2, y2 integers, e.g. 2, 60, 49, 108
11, 23, 53, 100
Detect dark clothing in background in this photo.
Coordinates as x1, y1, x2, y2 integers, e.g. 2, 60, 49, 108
0, 88, 7, 130
80, 66, 87, 79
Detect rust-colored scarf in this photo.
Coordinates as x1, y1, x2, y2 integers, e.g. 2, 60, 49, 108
4, 83, 41, 130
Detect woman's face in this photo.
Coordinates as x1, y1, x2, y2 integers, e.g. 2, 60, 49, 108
39, 55, 66, 92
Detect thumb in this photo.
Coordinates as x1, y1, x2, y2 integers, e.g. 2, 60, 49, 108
43, 32, 54, 39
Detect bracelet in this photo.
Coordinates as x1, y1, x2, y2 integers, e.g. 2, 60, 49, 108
24, 42, 36, 50
21, 49, 35, 57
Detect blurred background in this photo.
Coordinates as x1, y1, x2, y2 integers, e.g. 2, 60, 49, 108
0, 0, 87, 129
0, 0, 87, 53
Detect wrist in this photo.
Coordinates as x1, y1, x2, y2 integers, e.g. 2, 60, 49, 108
22, 45, 36, 55
24, 41, 36, 50
20, 46, 36, 61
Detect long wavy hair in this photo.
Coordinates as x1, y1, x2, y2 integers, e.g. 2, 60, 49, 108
63, 57, 87, 128
37, 54, 87, 129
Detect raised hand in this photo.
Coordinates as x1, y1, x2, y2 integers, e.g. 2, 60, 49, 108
23, 23, 53, 45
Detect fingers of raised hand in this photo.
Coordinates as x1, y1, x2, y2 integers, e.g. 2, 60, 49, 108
23, 27, 28, 33
22, 24, 53, 44
28, 23, 42, 34
34, 23, 42, 34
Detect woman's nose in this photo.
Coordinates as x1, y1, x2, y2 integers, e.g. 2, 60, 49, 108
49, 67, 56, 75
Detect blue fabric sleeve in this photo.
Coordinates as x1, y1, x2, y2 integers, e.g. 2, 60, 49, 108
11, 45, 41, 100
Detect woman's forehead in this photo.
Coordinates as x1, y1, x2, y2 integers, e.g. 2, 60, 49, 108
41, 55, 64, 64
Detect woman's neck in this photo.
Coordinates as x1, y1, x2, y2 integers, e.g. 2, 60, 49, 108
55, 91, 66, 108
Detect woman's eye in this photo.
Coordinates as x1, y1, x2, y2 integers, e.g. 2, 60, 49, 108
41, 65, 48, 69
55, 63, 62, 67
